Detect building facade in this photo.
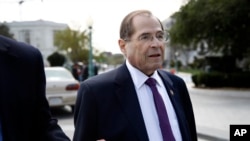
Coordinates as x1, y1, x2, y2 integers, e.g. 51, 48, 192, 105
7, 20, 68, 63
162, 17, 197, 69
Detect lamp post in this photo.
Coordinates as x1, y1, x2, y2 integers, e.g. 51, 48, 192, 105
175, 51, 179, 73
87, 17, 94, 78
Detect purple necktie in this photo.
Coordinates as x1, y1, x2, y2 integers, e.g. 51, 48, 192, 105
145, 78, 175, 141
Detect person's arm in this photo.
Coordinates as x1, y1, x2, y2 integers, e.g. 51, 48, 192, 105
34, 48, 70, 141
73, 82, 98, 141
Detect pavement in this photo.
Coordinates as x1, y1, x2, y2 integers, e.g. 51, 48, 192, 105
176, 72, 250, 141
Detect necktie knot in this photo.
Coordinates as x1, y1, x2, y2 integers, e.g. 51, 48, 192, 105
145, 78, 157, 87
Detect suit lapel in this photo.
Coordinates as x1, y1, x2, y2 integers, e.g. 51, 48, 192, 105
157, 70, 178, 107
158, 70, 191, 141
114, 64, 149, 141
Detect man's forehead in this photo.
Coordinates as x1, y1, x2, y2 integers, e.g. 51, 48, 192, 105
132, 15, 162, 34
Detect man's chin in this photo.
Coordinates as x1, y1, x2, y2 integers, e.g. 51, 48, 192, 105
151, 63, 163, 70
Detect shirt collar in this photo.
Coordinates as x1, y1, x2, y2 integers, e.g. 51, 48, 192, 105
126, 60, 163, 89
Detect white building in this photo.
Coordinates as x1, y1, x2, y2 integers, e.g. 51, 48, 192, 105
162, 17, 197, 68
7, 20, 68, 62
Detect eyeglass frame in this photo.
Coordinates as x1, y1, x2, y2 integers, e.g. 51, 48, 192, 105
123, 30, 169, 43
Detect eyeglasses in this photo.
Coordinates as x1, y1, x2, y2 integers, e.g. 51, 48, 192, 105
124, 31, 169, 43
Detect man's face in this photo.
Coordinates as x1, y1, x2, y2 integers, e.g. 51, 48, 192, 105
119, 15, 166, 76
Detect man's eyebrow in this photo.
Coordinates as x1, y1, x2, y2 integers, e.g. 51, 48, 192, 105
157, 31, 164, 34
138, 32, 151, 37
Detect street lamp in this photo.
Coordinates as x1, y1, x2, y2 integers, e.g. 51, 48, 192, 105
87, 17, 94, 78
175, 51, 179, 73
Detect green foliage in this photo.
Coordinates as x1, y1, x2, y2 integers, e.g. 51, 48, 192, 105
188, 55, 241, 73
170, 0, 250, 58
94, 53, 107, 63
47, 52, 66, 66
169, 60, 182, 68
0, 23, 14, 38
54, 27, 89, 62
192, 72, 250, 88
107, 54, 125, 66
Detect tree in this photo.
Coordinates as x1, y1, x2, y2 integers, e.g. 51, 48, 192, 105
170, 0, 250, 59
54, 27, 89, 62
47, 52, 66, 66
0, 23, 14, 38
108, 53, 125, 66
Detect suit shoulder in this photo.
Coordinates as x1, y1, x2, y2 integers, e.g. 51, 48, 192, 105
158, 69, 185, 82
85, 69, 117, 83
0, 35, 41, 57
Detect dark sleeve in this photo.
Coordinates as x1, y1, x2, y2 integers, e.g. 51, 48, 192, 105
73, 82, 98, 141
178, 78, 197, 141
33, 48, 70, 141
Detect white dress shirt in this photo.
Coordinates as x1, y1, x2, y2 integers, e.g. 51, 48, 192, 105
126, 60, 182, 141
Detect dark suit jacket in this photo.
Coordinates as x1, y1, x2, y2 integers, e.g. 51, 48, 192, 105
73, 63, 197, 141
0, 35, 70, 141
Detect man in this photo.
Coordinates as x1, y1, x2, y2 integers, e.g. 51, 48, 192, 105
73, 10, 197, 141
82, 62, 99, 81
0, 35, 70, 141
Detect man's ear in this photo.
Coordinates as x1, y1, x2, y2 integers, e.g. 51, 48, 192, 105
118, 39, 126, 55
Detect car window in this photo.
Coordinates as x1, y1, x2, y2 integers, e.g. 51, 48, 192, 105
45, 69, 74, 79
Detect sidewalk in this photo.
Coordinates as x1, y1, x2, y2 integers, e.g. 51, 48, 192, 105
176, 72, 250, 141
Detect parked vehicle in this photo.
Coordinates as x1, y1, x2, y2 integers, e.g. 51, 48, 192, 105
45, 67, 80, 111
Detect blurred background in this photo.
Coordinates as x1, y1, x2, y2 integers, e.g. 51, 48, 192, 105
1, 0, 250, 140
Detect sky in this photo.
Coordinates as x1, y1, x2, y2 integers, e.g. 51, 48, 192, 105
0, 0, 184, 53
